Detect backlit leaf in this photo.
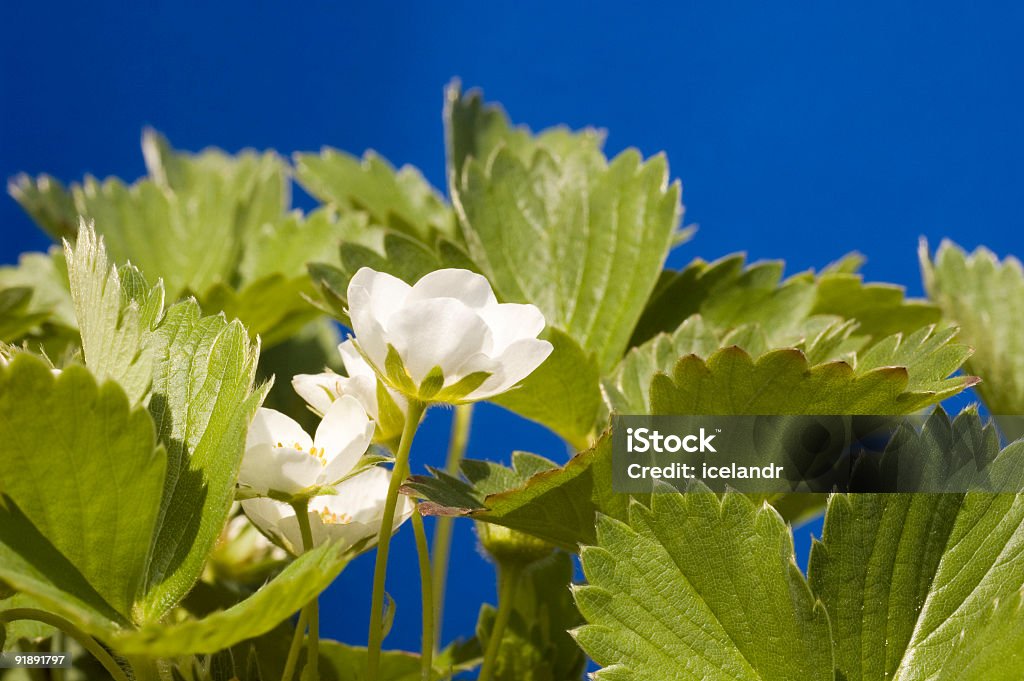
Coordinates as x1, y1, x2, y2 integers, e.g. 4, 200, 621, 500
573, 490, 833, 680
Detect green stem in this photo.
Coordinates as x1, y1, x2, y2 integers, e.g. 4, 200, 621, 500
293, 501, 319, 680
280, 607, 309, 681
411, 506, 434, 681
478, 566, 521, 681
367, 399, 426, 681
430, 403, 473, 651
0, 609, 129, 681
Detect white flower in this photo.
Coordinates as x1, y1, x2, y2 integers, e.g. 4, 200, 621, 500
347, 268, 553, 403
210, 508, 288, 578
292, 340, 408, 442
238, 396, 375, 496
241, 467, 413, 555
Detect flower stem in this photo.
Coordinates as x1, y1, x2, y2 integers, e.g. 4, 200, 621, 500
478, 565, 521, 681
430, 403, 473, 651
367, 399, 426, 681
293, 501, 319, 680
411, 505, 434, 681
280, 606, 309, 681
0, 609, 129, 681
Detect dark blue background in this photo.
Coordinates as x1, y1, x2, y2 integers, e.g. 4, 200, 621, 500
3, 1, 1019, 655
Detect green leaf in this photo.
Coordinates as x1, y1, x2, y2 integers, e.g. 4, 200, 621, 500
631, 254, 939, 349
408, 437, 638, 551
650, 325, 975, 416
449, 86, 681, 372
0, 249, 76, 342
139, 299, 266, 621
114, 541, 348, 656
306, 261, 352, 323
475, 552, 585, 681
491, 328, 601, 449
315, 639, 480, 681
808, 410, 1024, 681
0, 287, 48, 343
54, 224, 268, 620
294, 148, 455, 241
237, 208, 368, 287
921, 240, 1024, 436
7, 173, 80, 241
70, 131, 284, 298
0, 505, 125, 641
0, 594, 56, 646
444, 81, 606, 187
573, 490, 833, 681
66, 223, 165, 404
0, 355, 166, 624
203, 273, 319, 347
603, 315, 719, 414
810, 270, 940, 340
12, 130, 337, 350
317, 641, 420, 681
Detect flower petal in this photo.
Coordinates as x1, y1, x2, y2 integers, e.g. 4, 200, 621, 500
246, 408, 312, 451
388, 298, 494, 384
241, 497, 305, 555
291, 372, 342, 416
238, 443, 324, 495
462, 337, 554, 401
478, 302, 546, 352
347, 268, 410, 329
316, 395, 375, 483
310, 467, 413, 552
406, 269, 497, 309
338, 339, 376, 379
348, 268, 411, 369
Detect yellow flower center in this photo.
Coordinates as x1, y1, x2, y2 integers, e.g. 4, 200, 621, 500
318, 509, 353, 525
276, 442, 326, 464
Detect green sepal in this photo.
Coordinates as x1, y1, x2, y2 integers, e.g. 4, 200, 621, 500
418, 365, 446, 400
374, 379, 406, 444
384, 344, 417, 394
434, 371, 491, 404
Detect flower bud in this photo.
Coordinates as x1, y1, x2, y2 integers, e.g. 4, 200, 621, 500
476, 522, 555, 568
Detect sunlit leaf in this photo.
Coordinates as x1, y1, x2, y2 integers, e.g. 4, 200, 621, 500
295, 149, 455, 242
139, 299, 266, 620
573, 490, 833, 680
115, 542, 348, 656
448, 85, 681, 373
922, 240, 1024, 438
650, 326, 975, 416
631, 254, 939, 349
407, 438, 635, 551
0, 356, 166, 624
809, 410, 1024, 681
